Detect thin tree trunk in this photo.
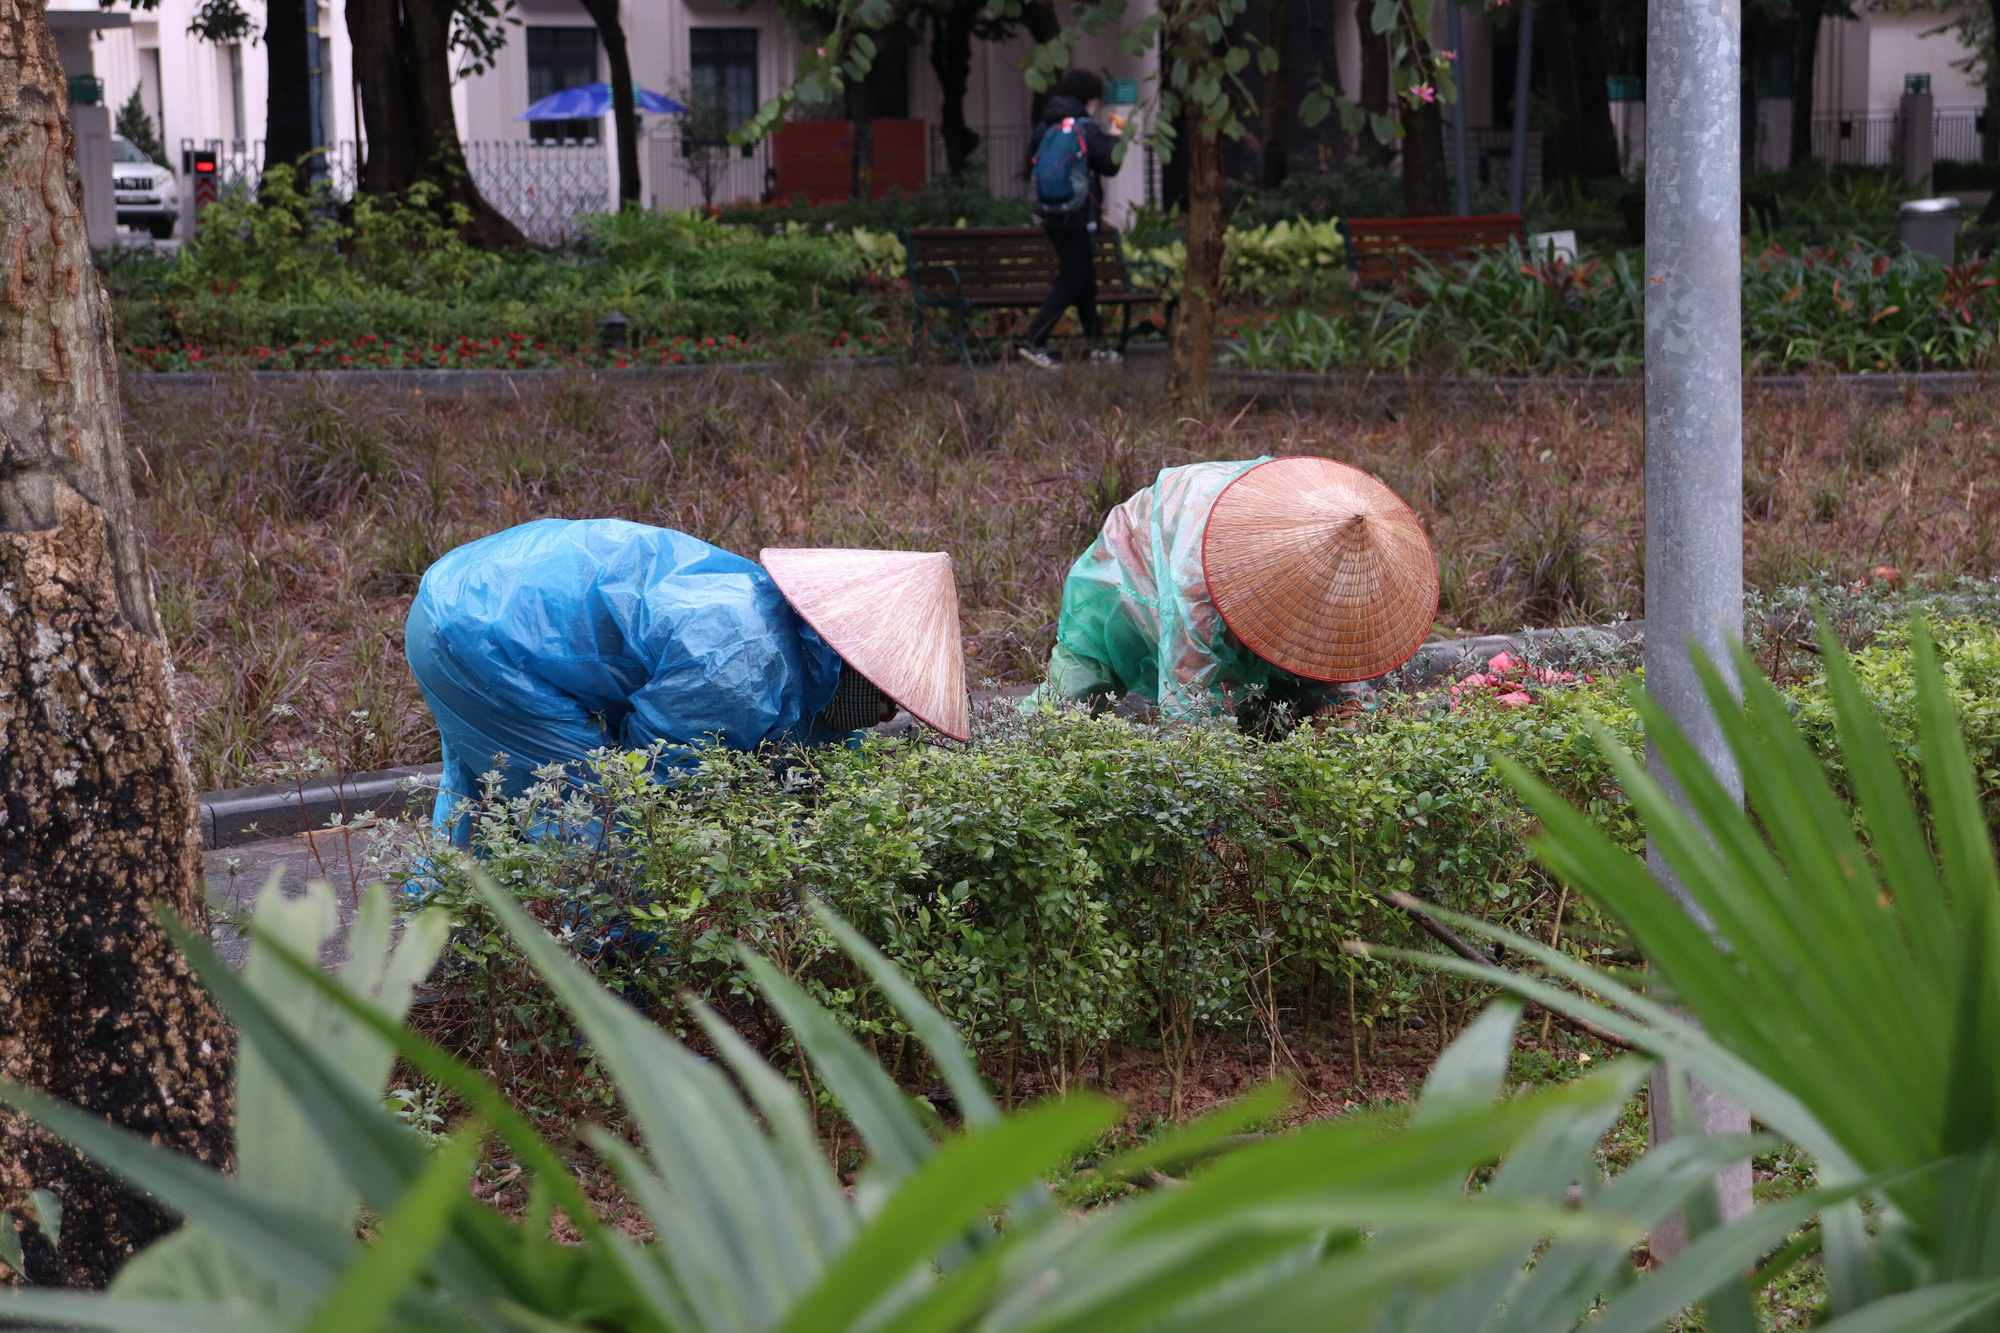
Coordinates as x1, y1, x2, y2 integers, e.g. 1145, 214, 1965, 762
264, 0, 314, 183
1021, 0, 1061, 129
0, 3, 234, 1288
1358, 14, 1394, 168
1170, 106, 1224, 404
1986, 0, 2000, 163
577, 0, 640, 206
1261, 0, 1292, 189
849, 78, 874, 203
1399, 14, 1447, 216
930, 0, 980, 180
1538, 0, 1620, 182
1788, 0, 1821, 166
349, 0, 525, 247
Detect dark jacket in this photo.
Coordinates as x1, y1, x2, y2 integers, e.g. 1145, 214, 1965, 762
1034, 94, 1122, 227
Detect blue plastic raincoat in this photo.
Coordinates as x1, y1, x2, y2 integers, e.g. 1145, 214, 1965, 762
406, 519, 843, 835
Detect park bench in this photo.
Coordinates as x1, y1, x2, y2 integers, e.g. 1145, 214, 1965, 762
898, 226, 1171, 365
1338, 213, 1527, 287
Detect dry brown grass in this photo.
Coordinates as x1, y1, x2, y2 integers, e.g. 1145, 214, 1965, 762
126, 369, 2000, 789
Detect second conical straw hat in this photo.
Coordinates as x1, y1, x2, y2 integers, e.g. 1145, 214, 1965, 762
761, 548, 970, 741
1201, 457, 1438, 683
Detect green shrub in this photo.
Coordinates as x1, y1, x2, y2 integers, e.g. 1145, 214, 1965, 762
404, 624, 2000, 1114
406, 675, 1646, 1109
107, 175, 882, 358
1227, 239, 2000, 376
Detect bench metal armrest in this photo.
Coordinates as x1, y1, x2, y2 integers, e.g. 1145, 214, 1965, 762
909, 263, 965, 303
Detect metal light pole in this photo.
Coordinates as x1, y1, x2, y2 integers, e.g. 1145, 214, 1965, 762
1507, 0, 1534, 214
1644, 0, 1752, 1253
1447, 1, 1470, 216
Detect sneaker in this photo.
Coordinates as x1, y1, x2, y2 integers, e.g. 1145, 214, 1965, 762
1018, 345, 1060, 370
1090, 347, 1124, 364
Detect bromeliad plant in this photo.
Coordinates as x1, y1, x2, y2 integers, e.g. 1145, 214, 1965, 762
1394, 620, 2000, 1327
0, 889, 1765, 1326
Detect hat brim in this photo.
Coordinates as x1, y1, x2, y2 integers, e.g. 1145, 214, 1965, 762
1200, 457, 1439, 683
762, 547, 972, 742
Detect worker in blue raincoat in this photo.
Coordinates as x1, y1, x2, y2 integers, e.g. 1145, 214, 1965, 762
406, 518, 969, 843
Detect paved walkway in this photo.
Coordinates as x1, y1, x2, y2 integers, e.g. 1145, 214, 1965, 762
203, 826, 409, 966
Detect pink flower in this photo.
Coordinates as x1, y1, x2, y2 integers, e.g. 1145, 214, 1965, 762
1440, 50, 1457, 61
1496, 691, 1533, 708
1416, 84, 1436, 104
1487, 651, 1517, 674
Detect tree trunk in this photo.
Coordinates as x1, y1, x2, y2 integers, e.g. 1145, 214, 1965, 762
930, 0, 980, 180
1399, 16, 1447, 216
264, 0, 314, 183
1260, 0, 1292, 189
1788, 0, 1821, 166
346, 0, 526, 248
1986, 0, 2000, 164
1169, 106, 1224, 404
0, 3, 234, 1288
1021, 0, 1061, 129
1358, 14, 1394, 169
1740, 18, 1761, 178
849, 78, 874, 203
1538, 0, 1620, 182
576, 0, 640, 207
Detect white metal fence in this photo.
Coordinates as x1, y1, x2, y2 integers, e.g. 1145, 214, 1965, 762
1810, 109, 1988, 167
646, 125, 772, 212
462, 140, 608, 244
173, 137, 612, 245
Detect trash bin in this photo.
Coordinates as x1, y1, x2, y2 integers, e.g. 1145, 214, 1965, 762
1900, 197, 1962, 262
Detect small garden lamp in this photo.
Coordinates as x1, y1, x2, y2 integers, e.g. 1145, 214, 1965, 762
599, 311, 631, 353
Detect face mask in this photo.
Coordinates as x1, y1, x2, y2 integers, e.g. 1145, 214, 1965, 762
811, 666, 895, 735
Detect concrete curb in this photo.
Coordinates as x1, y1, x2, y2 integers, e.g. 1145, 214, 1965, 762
129, 358, 900, 395
196, 624, 1643, 849
201, 763, 442, 849
123, 354, 1992, 400
1215, 369, 1993, 402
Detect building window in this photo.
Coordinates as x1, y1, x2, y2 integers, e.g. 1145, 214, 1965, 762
527, 26, 600, 143
690, 28, 758, 140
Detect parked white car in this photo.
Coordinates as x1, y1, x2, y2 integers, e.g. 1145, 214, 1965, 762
112, 135, 179, 239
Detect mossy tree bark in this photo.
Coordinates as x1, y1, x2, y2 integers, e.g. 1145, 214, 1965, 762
0, 0, 233, 1289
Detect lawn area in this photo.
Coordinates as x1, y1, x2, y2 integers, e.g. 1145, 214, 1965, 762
132, 368, 2000, 790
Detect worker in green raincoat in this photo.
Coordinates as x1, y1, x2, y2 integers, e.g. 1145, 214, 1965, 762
1041, 455, 1439, 718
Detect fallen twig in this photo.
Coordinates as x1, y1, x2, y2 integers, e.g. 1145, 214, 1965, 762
1384, 891, 1635, 1053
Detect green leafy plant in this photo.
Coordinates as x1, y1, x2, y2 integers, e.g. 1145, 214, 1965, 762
0, 874, 1732, 1330
1387, 618, 2000, 1325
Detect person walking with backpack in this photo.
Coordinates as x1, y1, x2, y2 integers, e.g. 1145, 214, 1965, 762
1020, 69, 1124, 369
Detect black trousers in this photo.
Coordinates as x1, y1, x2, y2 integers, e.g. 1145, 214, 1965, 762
1027, 222, 1101, 347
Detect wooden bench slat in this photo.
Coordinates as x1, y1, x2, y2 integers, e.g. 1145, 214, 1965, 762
1343, 213, 1525, 286
900, 223, 1173, 361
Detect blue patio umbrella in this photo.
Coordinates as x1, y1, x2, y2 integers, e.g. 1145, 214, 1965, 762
518, 82, 690, 120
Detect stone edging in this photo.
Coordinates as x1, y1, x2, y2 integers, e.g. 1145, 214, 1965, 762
128, 359, 1991, 399
196, 622, 1643, 849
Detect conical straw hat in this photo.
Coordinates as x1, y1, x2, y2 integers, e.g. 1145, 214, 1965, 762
1201, 457, 1438, 683
761, 548, 971, 741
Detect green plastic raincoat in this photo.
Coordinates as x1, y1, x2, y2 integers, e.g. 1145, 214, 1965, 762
1044, 458, 1321, 716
